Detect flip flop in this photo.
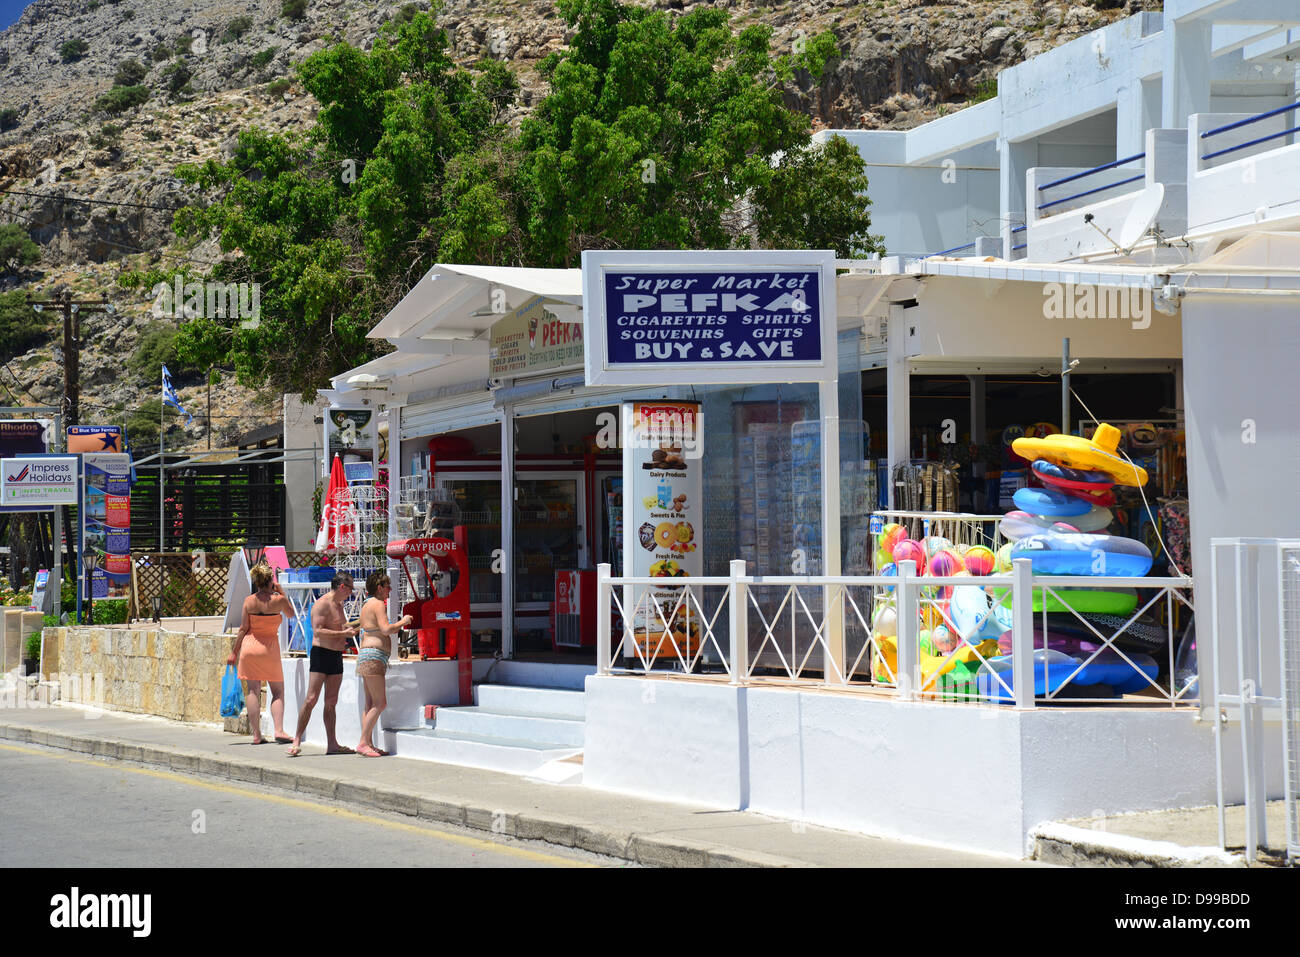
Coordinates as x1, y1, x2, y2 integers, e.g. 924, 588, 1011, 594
250, 739, 269, 745
286, 746, 301, 757
357, 745, 383, 758
274, 735, 293, 744
327, 746, 355, 755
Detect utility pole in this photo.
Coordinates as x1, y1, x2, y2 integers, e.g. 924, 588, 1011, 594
28, 292, 116, 427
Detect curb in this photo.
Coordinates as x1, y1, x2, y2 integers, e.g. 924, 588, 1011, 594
1030, 823, 1245, 868
0, 720, 796, 868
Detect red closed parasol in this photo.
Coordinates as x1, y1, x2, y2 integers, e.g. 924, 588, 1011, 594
315, 454, 357, 555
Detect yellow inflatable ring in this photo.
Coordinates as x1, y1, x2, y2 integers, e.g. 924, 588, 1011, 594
1012, 423, 1148, 487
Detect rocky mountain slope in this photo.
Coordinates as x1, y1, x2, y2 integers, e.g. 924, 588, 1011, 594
0, 0, 1155, 449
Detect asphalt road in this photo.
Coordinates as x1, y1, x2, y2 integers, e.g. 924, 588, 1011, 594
0, 743, 623, 868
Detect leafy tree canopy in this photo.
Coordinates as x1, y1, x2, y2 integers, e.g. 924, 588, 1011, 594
0, 290, 49, 363
166, 0, 879, 398
0, 224, 40, 272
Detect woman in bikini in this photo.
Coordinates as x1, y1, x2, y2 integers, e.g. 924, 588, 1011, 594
355, 570, 413, 757
228, 563, 294, 745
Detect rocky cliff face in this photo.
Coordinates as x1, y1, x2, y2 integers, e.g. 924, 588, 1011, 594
0, 0, 1156, 448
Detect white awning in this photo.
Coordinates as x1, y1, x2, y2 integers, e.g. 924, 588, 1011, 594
367, 264, 583, 341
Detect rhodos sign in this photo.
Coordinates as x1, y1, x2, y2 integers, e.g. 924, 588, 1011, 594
1, 456, 78, 507
582, 250, 838, 385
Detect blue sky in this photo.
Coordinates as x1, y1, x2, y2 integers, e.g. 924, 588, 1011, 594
0, 0, 34, 33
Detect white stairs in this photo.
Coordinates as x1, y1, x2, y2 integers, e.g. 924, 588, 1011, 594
391, 683, 586, 776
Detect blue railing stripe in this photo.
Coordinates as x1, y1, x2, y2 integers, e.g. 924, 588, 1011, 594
934, 241, 977, 256
1011, 225, 1027, 233
1201, 124, 1300, 162
1035, 173, 1145, 212
1200, 100, 1300, 139
1012, 243, 1027, 251
1038, 153, 1146, 192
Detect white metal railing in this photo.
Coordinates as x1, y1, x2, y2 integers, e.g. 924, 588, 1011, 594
596, 559, 1196, 710
1210, 538, 1299, 866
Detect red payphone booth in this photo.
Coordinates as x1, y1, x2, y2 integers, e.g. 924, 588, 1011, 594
386, 536, 473, 706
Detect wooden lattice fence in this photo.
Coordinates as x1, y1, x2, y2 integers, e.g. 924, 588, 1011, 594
127, 552, 330, 621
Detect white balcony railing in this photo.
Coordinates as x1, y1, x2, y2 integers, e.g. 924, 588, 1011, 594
1189, 105, 1300, 237
596, 559, 1197, 709
1026, 128, 1188, 263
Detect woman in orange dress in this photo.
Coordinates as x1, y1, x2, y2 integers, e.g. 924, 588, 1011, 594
228, 563, 293, 745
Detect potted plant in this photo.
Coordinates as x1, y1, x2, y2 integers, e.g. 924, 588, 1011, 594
22, 631, 41, 677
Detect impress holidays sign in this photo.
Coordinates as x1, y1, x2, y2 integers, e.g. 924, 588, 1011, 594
582, 250, 838, 386
0, 455, 78, 508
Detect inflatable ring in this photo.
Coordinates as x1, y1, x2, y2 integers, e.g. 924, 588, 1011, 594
1011, 531, 1153, 577
988, 586, 1139, 615
1012, 423, 1149, 487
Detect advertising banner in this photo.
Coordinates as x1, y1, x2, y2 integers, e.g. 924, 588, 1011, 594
0, 419, 52, 512
1, 455, 78, 507
622, 401, 703, 661
583, 250, 837, 386
67, 425, 123, 453
325, 408, 374, 464
489, 298, 584, 378
83, 452, 131, 599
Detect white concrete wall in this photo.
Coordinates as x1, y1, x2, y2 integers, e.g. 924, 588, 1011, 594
582, 675, 1250, 857
283, 395, 328, 551
281, 656, 492, 747
1181, 293, 1300, 708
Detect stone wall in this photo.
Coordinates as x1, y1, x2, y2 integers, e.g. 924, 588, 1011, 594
50, 625, 229, 723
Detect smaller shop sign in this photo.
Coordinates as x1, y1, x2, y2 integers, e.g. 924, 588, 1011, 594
0, 455, 78, 507
582, 249, 838, 386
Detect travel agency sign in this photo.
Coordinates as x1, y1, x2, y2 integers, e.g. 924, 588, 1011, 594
581, 249, 838, 385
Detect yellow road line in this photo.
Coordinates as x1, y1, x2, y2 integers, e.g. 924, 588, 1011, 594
0, 742, 596, 867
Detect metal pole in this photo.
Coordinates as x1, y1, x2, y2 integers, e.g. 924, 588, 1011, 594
159, 367, 165, 553
1061, 337, 1071, 434
52, 411, 63, 620
75, 456, 83, 625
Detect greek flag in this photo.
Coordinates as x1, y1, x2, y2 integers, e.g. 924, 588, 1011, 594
161, 365, 193, 425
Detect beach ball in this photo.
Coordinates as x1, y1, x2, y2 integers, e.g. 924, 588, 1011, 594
932, 624, 960, 655
924, 536, 953, 560
964, 545, 996, 576
879, 523, 907, 553
872, 603, 898, 637
927, 548, 965, 578
995, 542, 1014, 573
876, 562, 898, 595
892, 539, 927, 573
918, 630, 937, 657
873, 546, 893, 571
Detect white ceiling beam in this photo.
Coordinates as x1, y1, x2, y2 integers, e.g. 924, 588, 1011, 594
1213, 23, 1289, 57
385, 336, 490, 355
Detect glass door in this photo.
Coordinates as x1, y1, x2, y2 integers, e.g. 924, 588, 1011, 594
514, 473, 584, 641
436, 474, 502, 651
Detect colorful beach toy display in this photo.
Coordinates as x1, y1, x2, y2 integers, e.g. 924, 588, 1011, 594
867, 422, 1166, 702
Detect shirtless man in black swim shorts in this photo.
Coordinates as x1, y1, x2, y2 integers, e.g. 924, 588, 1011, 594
288, 572, 360, 756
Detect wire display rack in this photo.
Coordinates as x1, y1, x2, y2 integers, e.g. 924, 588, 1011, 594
394, 474, 460, 539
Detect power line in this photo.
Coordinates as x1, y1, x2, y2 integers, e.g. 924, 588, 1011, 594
0, 186, 187, 212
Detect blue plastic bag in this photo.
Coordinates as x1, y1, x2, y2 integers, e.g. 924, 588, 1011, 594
220, 664, 244, 718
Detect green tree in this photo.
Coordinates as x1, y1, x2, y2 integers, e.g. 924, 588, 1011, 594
516, 0, 880, 264
94, 85, 149, 114
130, 320, 199, 381
0, 107, 20, 132
59, 39, 90, 63
113, 58, 147, 87
281, 0, 308, 21
173, 9, 518, 396
0, 290, 49, 361
0, 224, 40, 272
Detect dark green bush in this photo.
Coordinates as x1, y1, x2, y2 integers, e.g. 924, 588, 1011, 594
250, 47, 276, 69
113, 58, 147, 87
0, 107, 19, 131
90, 599, 128, 624
163, 61, 192, 96
0, 289, 48, 361
267, 77, 291, 96
94, 84, 149, 114
59, 38, 90, 63
223, 16, 254, 41
151, 42, 171, 62
281, 0, 307, 22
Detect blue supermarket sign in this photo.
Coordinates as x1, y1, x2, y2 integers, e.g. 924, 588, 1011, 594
582, 250, 838, 385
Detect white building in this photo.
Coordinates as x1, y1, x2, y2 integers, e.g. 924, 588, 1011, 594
302, 0, 1298, 859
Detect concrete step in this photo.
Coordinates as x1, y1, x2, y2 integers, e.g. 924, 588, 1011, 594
473, 683, 586, 720
391, 726, 581, 775
431, 706, 585, 749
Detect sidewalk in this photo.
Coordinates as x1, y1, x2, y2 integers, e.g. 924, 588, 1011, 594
0, 703, 1032, 868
